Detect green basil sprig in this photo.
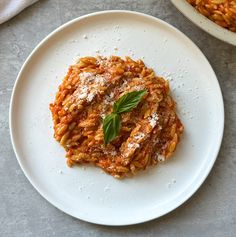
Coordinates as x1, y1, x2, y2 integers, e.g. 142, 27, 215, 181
103, 90, 147, 145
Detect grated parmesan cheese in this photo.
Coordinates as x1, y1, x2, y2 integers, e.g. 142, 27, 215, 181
78, 85, 88, 99
148, 112, 159, 128
104, 150, 117, 156
110, 150, 117, 156
157, 154, 165, 162
104, 94, 114, 105
128, 142, 140, 149
104, 186, 110, 192
79, 72, 93, 81
94, 74, 106, 86
133, 85, 144, 91
110, 92, 114, 98
78, 72, 107, 103
87, 92, 95, 102
100, 113, 106, 119
119, 80, 128, 91
134, 132, 145, 140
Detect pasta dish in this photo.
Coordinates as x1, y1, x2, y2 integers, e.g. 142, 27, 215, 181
50, 56, 183, 178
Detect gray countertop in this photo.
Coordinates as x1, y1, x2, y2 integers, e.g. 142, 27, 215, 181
0, 1, 236, 236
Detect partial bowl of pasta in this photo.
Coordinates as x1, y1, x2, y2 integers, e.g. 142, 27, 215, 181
171, 0, 236, 45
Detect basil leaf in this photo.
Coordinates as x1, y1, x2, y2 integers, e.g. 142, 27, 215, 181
103, 113, 121, 145
113, 90, 147, 114
102, 90, 147, 145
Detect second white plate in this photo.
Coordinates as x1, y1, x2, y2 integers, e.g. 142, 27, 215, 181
10, 11, 224, 225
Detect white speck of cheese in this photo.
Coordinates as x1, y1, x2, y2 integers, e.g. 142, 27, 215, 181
104, 94, 114, 105
134, 132, 145, 140
172, 179, 176, 184
128, 142, 140, 149
133, 85, 144, 91
79, 72, 106, 91
78, 85, 88, 99
94, 74, 106, 86
163, 38, 168, 43
87, 92, 95, 102
100, 113, 106, 119
104, 186, 110, 192
148, 112, 159, 128
110, 150, 117, 156
79, 72, 93, 81
83, 34, 88, 39
157, 154, 165, 162
75, 56, 81, 63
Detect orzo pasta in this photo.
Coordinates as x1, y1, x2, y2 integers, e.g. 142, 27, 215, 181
49, 56, 184, 178
187, 0, 236, 32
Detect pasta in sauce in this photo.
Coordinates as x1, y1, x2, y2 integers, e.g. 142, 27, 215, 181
50, 56, 184, 178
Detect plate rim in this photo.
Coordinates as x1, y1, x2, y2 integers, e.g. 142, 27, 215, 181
9, 10, 225, 226
171, 0, 236, 46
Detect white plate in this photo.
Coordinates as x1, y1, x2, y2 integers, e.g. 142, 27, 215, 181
171, 0, 236, 46
10, 11, 224, 226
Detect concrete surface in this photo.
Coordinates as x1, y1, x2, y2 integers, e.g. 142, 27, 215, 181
0, 0, 236, 236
